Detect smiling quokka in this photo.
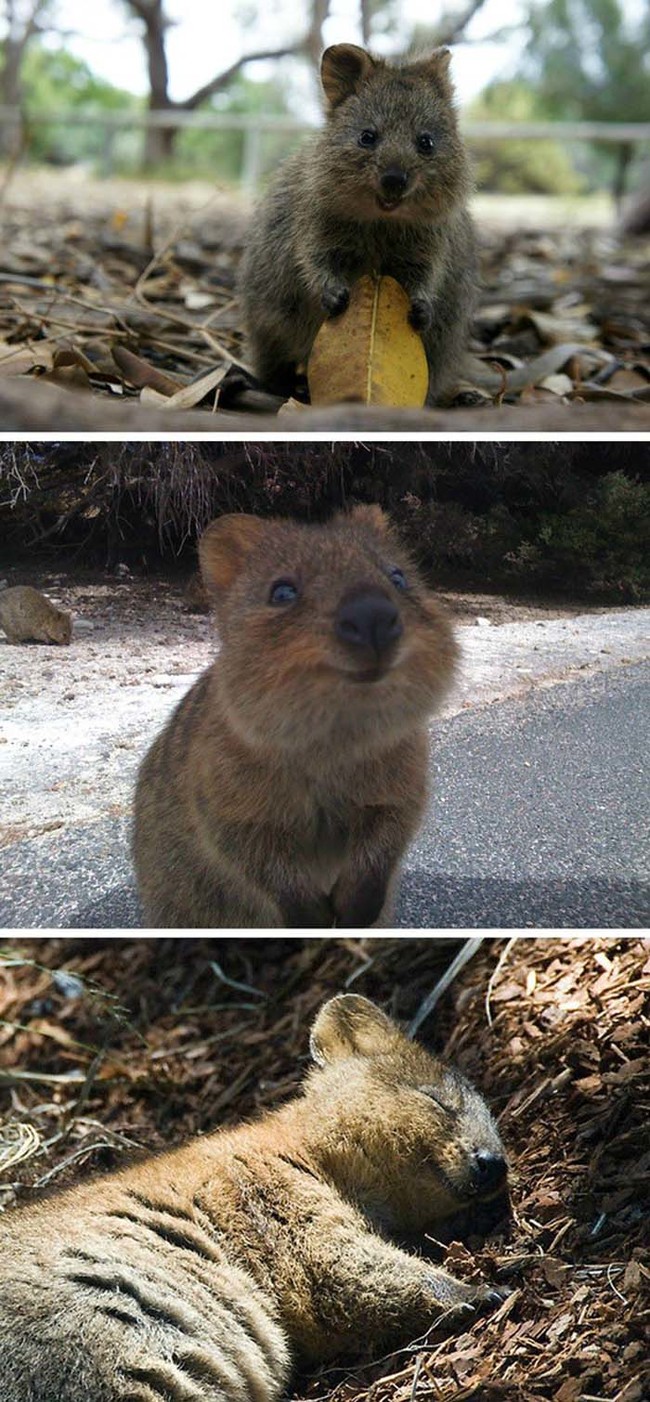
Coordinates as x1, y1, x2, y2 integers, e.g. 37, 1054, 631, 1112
239, 44, 476, 402
0, 995, 510, 1402
132, 506, 457, 928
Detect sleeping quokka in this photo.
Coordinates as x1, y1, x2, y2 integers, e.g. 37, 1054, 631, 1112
132, 506, 457, 928
0, 994, 510, 1402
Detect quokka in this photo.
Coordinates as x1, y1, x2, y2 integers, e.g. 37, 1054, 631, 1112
0, 994, 510, 1402
239, 44, 476, 403
132, 506, 457, 928
0, 585, 72, 644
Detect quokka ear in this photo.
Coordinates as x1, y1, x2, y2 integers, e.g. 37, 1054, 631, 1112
199, 514, 268, 592
350, 503, 391, 535
310, 994, 398, 1067
321, 44, 377, 108
413, 47, 453, 88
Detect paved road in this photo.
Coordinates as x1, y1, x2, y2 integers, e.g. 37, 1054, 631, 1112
1, 662, 648, 930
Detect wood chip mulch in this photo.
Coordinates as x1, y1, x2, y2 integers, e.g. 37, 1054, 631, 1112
0, 934, 648, 1402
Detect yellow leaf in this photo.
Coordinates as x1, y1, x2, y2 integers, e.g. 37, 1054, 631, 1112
308, 275, 429, 407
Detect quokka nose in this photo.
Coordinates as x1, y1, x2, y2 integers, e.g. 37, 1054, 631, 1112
472, 1149, 508, 1192
336, 589, 403, 656
380, 167, 409, 196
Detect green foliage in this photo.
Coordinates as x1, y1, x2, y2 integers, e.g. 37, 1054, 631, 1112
519, 0, 650, 194
1, 443, 648, 603
168, 74, 299, 184
523, 0, 650, 124
15, 43, 139, 165
508, 472, 650, 599
468, 81, 585, 193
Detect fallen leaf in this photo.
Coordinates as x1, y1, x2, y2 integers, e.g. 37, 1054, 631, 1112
112, 345, 183, 396
308, 275, 429, 407
540, 373, 574, 395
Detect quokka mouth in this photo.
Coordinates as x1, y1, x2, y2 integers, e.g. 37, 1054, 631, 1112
333, 659, 396, 684
376, 194, 405, 212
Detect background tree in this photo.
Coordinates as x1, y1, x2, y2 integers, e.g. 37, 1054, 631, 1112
521, 0, 650, 202
120, 0, 333, 168
0, 0, 54, 155
468, 80, 586, 193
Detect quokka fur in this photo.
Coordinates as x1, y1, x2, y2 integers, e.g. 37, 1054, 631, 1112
0, 994, 510, 1402
132, 506, 457, 929
0, 585, 72, 644
239, 44, 477, 403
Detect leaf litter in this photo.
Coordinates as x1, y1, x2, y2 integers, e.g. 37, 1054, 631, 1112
0, 935, 648, 1401
0, 184, 648, 420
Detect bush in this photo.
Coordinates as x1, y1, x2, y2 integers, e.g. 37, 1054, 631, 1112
1, 442, 648, 602
507, 472, 650, 599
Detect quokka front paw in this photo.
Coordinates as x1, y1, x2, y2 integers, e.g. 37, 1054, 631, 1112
322, 281, 350, 317
409, 298, 433, 332
425, 1273, 507, 1318
449, 1281, 508, 1319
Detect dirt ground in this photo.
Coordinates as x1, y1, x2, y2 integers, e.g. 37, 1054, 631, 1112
0, 169, 648, 430
0, 935, 647, 1401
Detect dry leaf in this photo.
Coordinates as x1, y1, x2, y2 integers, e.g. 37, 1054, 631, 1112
112, 345, 183, 396
159, 363, 228, 410
540, 373, 574, 396
308, 275, 429, 407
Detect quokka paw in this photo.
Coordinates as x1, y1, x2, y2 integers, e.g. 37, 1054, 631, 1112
322, 282, 350, 317
461, 1281, 509, 1313
408, 298, 433, 332
431, 1277, 507, 1320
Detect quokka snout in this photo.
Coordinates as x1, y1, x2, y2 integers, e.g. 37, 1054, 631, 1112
0, 995, 511, 1402
133, 507, 457, 928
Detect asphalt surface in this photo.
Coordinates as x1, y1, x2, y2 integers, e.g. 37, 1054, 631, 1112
1, 661, 648, 930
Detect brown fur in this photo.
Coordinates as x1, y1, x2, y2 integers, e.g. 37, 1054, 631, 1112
132, 507, 457, 928
0, 995, 510, 1402
239, 45, 477, 403
0, 585, 72, 644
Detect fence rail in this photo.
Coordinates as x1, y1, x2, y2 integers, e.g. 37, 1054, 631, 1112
2, 106, 649, 190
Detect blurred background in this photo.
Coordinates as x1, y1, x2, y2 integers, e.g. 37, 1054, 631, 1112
1, 0, 649, 225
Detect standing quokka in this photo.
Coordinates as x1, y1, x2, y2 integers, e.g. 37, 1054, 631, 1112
239, 44, 477, 403
0, 994, 510, 1402
132, 506, 457, 928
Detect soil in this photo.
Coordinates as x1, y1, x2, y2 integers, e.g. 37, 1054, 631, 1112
0, 934, 647, 1401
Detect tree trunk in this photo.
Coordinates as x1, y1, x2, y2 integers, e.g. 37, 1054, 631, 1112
0, 0, 46, 157
141, 3, 176, 166
612, 141, 634, 211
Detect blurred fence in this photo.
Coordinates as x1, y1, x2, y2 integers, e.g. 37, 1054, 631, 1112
1, 106, 649, 191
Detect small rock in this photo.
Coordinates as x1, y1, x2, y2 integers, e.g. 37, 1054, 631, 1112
475, 616, 492, 627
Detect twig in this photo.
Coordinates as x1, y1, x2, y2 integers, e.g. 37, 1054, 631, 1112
408, 938, 484, 1038
209, 961, 266, 1000
34, 1139, 127, 1188
485, 936, 518, 1027
408, 1353, 424, 1402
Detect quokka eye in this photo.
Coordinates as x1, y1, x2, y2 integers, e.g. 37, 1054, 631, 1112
358, 128, 379, 148
419, 1086, 455, 1115
416, 132, 436, 154
269, 578, 299, 606
388, 566, 408, 590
